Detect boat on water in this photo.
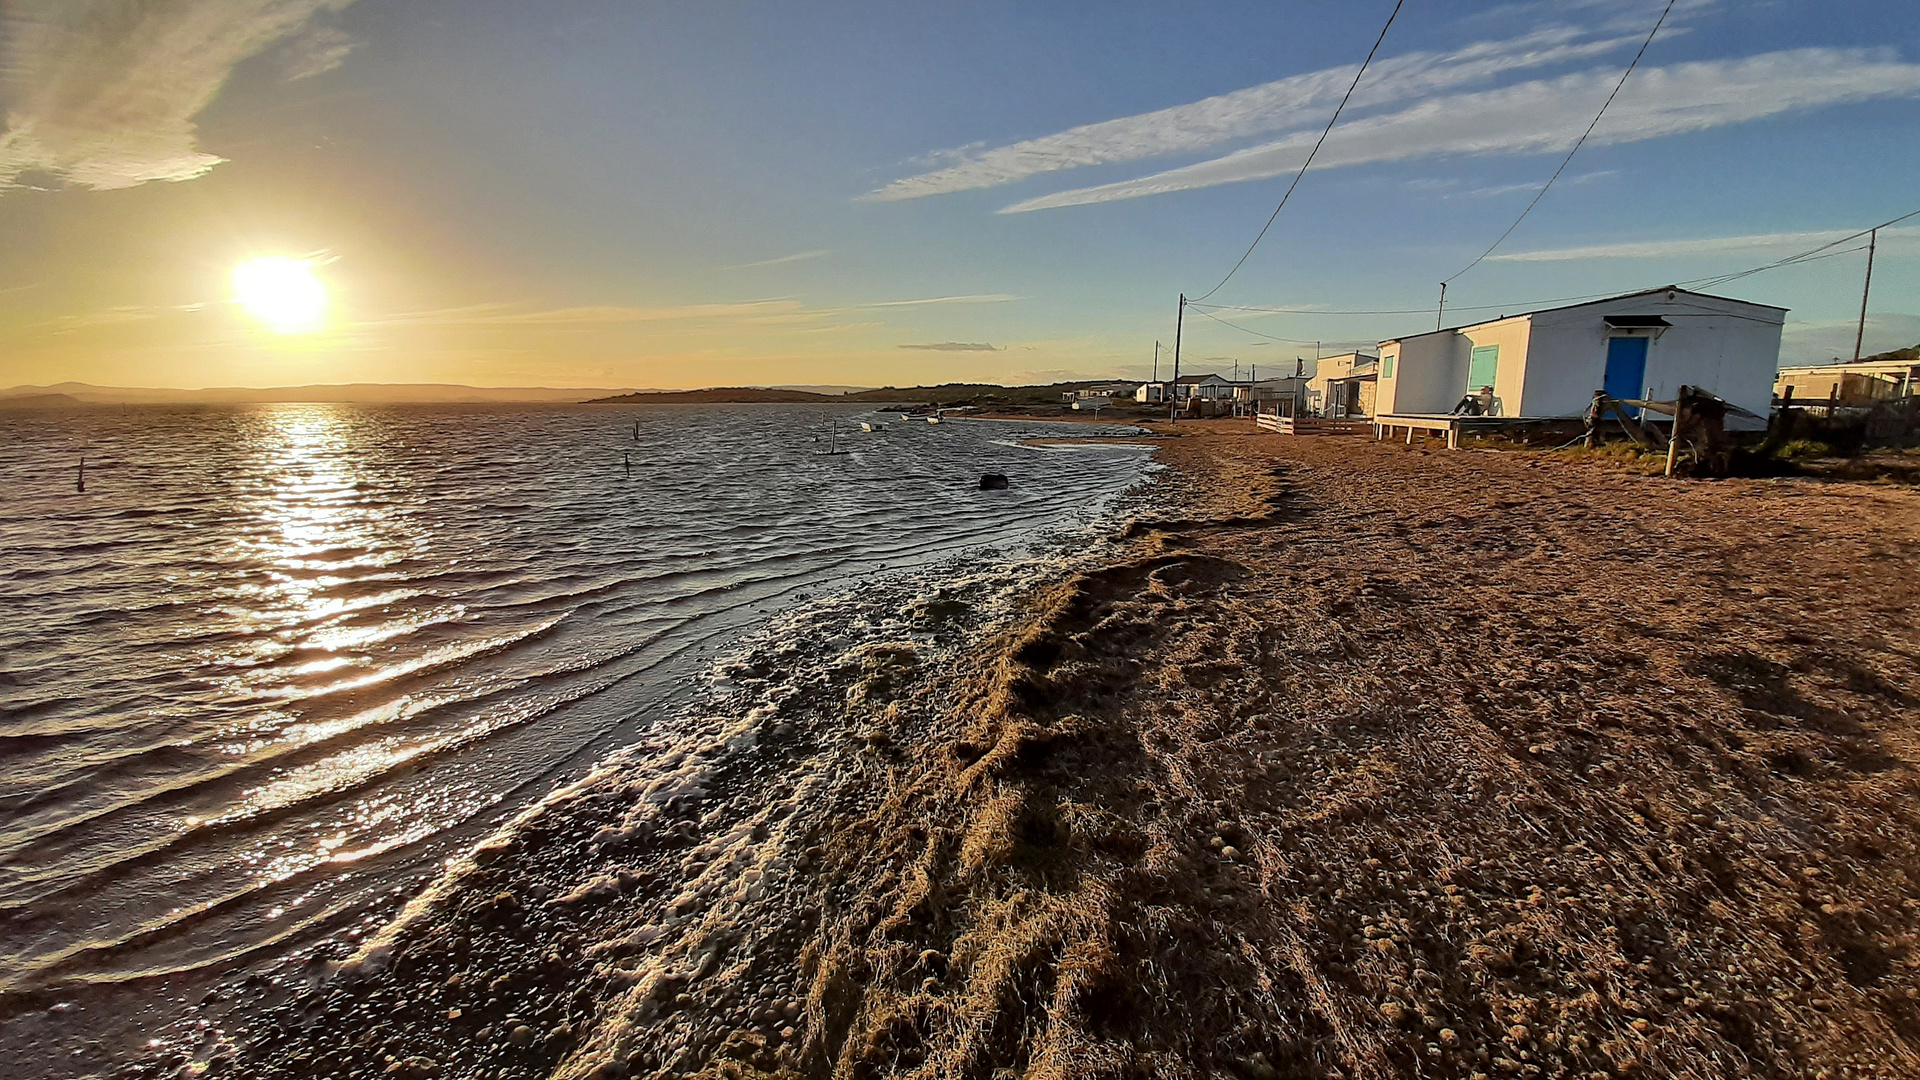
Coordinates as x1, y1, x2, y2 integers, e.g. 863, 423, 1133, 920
861, 421, 885, 432
927, 415, 942, 424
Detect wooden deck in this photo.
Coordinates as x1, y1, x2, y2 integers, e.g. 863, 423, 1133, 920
1372, 413, 1584, 449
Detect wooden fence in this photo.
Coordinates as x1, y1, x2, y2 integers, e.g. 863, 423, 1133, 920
1256, 414, 1374, 436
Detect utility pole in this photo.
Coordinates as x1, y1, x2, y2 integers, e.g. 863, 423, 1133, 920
1152, 340, 1160, 384
1854, 228, 1878, 362
1170, 294, 1186, 423
1437, 282, 1447, 331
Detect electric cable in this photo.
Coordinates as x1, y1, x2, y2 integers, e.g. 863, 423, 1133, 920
1442, 0, 1677, 286
1189, 0, 1406, 303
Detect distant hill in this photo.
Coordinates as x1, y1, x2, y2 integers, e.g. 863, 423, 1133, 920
590, 380, 1138, 407
588, 387, 839, 404
0, 392, 83, 409
0, 382, 652, 405
1864, 344, 1920, 362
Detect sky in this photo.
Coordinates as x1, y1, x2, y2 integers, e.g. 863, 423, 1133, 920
1, 0, 1917, 390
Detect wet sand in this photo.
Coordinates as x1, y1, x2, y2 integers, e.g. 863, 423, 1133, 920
108, 421, 1920, 1079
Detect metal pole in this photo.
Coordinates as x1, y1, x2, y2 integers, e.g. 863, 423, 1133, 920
1854, 228, 1877, 362
1437, 283, 1447, 331
1153, 340, 1160, 384
1170, 295, 1185, 423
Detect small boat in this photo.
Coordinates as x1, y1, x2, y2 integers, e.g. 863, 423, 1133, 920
927, 414, 942, 425
861, 421, 885, 432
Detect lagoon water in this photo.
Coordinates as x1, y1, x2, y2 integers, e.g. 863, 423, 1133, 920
0, 403, 1149, 994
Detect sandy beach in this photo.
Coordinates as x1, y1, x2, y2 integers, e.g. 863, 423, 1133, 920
124, 421, 1920, 1080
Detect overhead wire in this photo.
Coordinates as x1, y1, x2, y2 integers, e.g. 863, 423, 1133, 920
1441, 0, 1677, 286
1188, 306, 1371, 347
1179, 215, 1903, 325
1690, 208, 1920, 289
1188, 0, 1406, 304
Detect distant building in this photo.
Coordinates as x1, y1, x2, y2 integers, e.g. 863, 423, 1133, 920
1376, 287, 1785, 427
1135, 373, 1236, 403
1775, 358, 1919, 405
1062, 385, 1133, 402
1236, 376, 1309, 405
1304, 353, 1380, 418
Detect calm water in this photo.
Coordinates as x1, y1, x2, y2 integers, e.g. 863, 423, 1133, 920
0, 403, 1149, 993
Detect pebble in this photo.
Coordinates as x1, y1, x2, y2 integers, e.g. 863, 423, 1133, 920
509, 1025, 535, 1047
1221, 846, 1241, 861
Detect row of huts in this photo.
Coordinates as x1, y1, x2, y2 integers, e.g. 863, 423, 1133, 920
1085, 285, 1912, 425
1243, 286, 1797, 428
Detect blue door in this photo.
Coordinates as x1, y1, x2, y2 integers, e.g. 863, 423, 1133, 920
1604, 336, 1649, 415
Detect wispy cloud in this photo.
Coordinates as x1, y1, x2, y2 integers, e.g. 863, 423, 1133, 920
368, 300, 816, 327
1488, 225, 1920, 262
857, 294, 1020, 308
0, 0, 357, 193
898, 342, 1002, 351
863, 25, 1649, 202
1782, 313, 1920, 363
276, 25, 357, 82
1000, 49, 1920, 212
1460, 169, 1617, 198
722, 249, 832, 270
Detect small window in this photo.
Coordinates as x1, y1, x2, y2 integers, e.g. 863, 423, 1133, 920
1468, 344, 1500, 390
1382, 354, 1396, 379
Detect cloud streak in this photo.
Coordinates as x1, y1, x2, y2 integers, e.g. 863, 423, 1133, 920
856, 294, 1020, 308
722, 250, 832, 270
897, 342, 1001, 351
999, 49, 1920, 212
863, 25, 1648, 202
0, 0, 357, 193
1488, 225, 1920, 262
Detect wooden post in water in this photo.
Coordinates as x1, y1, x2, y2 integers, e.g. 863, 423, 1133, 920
623, 452, 631, 476
76, 456, 85, 493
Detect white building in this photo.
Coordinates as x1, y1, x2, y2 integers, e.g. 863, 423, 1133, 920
1376, 287, 1785, 428
1135, 373, 1236, 403
1303, 352, 1380, 417
1775, 358, 1920, 405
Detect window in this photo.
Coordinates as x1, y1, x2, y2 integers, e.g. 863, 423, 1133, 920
1381, 354, 1396, 379
1468, 344, 1500, 391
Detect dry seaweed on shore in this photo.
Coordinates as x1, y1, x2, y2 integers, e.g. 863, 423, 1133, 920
171, 424, 1920, 1080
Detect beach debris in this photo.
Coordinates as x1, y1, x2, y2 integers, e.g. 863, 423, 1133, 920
979, 472, 1010, 489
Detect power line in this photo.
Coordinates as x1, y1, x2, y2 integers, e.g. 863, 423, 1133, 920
1184, 213, 1904, 323
1441, 0, 1676, 287
1691, 208, 1920, 290
1189, 306, 1366, 346
1189, 0, 1406, 304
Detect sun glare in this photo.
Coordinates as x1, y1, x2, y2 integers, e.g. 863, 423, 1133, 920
233, 257, 328, 334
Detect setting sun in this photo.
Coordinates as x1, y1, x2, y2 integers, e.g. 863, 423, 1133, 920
232, 257, 327, 334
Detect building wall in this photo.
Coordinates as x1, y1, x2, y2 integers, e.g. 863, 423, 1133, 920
1305, 352, 1377, 416
1522, 292, 1784, 423
1378, 334, 1469, 414
1457, 316, 1532, 417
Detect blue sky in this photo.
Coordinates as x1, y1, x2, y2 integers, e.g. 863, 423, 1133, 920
1, 0, 1916, 388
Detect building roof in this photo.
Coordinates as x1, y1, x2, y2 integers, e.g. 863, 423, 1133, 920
1380, 286, 1790, 346
1778, 358, 1920, 376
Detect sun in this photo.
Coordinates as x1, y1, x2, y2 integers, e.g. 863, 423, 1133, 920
233, 257, 328, 334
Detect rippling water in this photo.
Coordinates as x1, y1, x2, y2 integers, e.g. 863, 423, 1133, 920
0, 403, 1149, 993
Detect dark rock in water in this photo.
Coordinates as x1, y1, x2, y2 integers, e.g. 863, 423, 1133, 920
979, 473, 1009, 490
